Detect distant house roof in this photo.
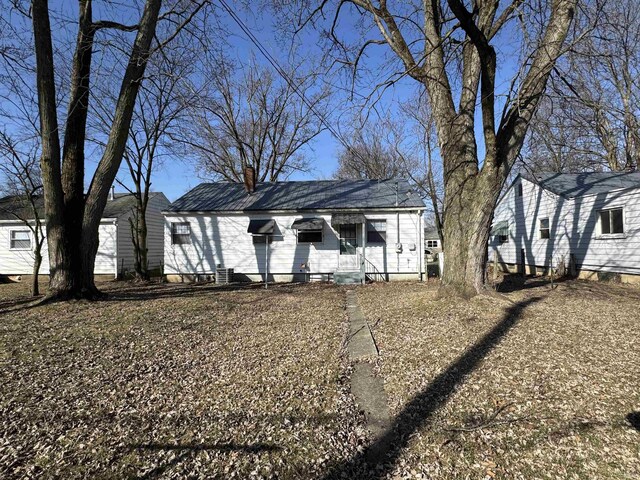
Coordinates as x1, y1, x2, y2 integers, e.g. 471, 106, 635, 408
524, 171, 640, 198
0, 192, 161, 221
424, 226, 439, 239
166, 179, 425, 213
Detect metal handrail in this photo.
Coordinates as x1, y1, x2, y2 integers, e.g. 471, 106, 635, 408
362, 256, 386, 282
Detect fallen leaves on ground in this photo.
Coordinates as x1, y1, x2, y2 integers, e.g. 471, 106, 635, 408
0, 281, 365, 479
358, 279, 640, 479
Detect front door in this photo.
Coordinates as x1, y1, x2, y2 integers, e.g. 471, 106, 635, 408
339, 224, 358, 269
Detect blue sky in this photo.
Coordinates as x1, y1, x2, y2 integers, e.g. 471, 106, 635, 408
114, 4, 428, 201
140, 3, 525, 202
1, 2, 525, 203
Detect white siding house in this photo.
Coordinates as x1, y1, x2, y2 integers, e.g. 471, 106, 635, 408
424, 226, 442, 252
490, 171, 640, 282
0, 192, 169, 278
163, 178, 425, 283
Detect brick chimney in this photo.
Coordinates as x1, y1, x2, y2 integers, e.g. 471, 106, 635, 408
243, 166, 256, 193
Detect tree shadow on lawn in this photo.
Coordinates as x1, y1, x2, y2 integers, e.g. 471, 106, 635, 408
626, 412, 640, 431
103, 281, 316, 304
496, 274, 570, 293
0, 295, 43, 314
321, 295, 543, 480
128, 442, 282, 479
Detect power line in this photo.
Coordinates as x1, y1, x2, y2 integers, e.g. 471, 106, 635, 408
216, 0, 360, 158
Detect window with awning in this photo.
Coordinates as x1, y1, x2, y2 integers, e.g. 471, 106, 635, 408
331, 213, 366, 227
292, 217, 324, 243
291, 218, 324, 230
247, 219, 276, 235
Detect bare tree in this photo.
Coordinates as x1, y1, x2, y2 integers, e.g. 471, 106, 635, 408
287, 0, 577, 296
397, 96, 445, 246
527, 0, 640, 173
335, 104, 445, 244
0, 131, 45, 296
27, 0, 207, 299
186, 56, 330, 182
92, 39, 196, 280
334, 118, 406, 180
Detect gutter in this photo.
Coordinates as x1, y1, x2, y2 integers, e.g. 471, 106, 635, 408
113, 218, 118, 279
0, 217, 120, 224
161, 207, 426, 216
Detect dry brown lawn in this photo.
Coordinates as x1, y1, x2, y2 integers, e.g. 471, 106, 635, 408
357, 279, 640, 479
0, 281, 364, 479
1, 277, 639, 479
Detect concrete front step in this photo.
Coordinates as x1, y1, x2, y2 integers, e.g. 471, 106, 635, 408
334, 270, 365, 285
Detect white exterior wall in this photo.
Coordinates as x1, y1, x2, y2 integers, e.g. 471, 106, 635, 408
0, 221, 118, 276
571, 188, 640, 275
491, 176, 640, 276
115, 193, 170, 274
164, 210, 424, 280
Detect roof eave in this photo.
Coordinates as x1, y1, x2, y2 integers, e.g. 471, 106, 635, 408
162, 206, 425, 215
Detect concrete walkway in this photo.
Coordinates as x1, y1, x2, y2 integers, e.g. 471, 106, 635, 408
344, 290, 391, 453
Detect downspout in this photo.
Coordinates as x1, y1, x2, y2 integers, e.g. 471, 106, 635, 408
396, 181, 400, 273
417, 211, 423, 281
361, 219, 366, 284
113, 219, 118, 279
265, 236, 268, 289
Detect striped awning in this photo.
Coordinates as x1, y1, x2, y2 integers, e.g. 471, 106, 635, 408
291, 217, 324, 230
331, 213, 366, 227
247, 219, 275, 235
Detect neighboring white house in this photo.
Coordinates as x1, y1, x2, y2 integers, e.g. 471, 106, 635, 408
163, 176, 426, 284
0, 191, 169, 278
490, 171, 640, 283
424, 226, 442, 252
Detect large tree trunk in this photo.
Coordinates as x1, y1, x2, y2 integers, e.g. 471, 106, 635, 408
32, 0, 162, 299
437, 119, 503, 297
440, 167, 502, 298
79, 0, 161, 295
32, 0, 76, 298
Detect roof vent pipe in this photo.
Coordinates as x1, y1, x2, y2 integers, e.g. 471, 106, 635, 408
110, 185, 115, 200
243, 166, 256, 194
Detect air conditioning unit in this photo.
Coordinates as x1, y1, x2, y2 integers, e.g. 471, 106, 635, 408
216, 267, 234, 285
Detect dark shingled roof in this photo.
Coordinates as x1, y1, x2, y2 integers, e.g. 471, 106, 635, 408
524, 171, 640, 198
0, 193, 159, 221
424, 226, 439, 239
166, 179, 425, 212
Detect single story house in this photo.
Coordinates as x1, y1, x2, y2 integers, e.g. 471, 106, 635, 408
163, 172, 425, 284
490, 171, 640, 283
424, 226, 442, 252
0, 191, 169, 278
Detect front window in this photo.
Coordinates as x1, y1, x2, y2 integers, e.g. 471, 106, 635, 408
366, 220, 386, 243
298, 229, 323, 243
495, 224, 509, 244
539, 218, 550, 239
599, 208, 624, 235
252, 235, 272, 244
339, 224, 357, 253
171, 222, 191, 244
10, 230, 31, 249
426, 240, 438, 248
